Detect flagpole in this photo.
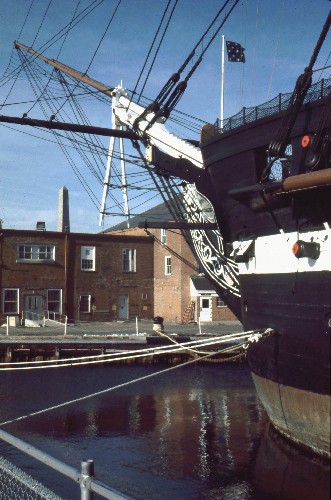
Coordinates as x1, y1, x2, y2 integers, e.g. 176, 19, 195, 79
220, 35, 225, 133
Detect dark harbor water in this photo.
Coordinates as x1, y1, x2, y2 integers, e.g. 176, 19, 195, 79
0, 363, 329, 499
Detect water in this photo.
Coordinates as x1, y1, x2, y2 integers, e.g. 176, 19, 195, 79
0, 363, 329, 499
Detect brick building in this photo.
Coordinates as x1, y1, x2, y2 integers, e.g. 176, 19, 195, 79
0, 199, 237, 325
105, 202, 237, 323
0, 228, 154, 324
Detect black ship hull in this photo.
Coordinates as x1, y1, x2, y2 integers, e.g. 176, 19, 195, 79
243, 272, 330, 456
192, 81, 331, 457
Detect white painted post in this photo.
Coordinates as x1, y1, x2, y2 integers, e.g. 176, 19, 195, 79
220, 34, 225, 132
6, 316, 9, 336
135, 316, 138, 335
198, 317, 202, 335
64, 316, 67, 336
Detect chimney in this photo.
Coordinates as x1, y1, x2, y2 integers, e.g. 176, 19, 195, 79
57, 186, 70, 232
36, 221, 46, 231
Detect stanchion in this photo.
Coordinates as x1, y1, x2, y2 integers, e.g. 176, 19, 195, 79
80, 459, 94, 500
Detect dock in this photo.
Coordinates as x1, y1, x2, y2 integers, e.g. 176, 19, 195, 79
0, 320, 243, 365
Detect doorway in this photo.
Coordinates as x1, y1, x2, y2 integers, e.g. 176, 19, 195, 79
200, 297, 212, 321
24, 294, 43, 321
118, 295, 129, 320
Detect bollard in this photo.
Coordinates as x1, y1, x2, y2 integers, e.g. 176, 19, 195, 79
64, 315, 67, 336
153, 316, 164, 333
6, 316, 9, 336
80, 459, 94, 500
135, 316, 139, 335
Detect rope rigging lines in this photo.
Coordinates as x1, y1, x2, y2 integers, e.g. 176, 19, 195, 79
133, 0, 240, 131
2, 51, 205, 225
0, 1, 242, 227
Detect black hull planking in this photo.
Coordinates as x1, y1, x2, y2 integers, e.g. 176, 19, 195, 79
196, 91, 331, 456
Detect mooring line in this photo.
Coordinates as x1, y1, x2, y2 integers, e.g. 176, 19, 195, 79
0, 346, 240, 427
0, 331, 255, 370
0, 339, 247, 371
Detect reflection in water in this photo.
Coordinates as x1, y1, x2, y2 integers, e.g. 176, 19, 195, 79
0, 364, 329, 499
253, 423, 330, 500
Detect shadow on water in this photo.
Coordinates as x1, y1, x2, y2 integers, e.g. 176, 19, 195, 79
0, 364, 329, 499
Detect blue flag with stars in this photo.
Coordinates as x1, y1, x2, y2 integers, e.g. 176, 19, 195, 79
226, 41, 245, 62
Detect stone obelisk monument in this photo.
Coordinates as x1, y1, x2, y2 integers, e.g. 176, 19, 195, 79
57, 186, 70, 232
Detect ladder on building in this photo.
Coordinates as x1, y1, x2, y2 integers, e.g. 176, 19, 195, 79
181, 301, 195, 324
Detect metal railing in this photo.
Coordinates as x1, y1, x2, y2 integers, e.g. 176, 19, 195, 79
214, 77, 331, 133
0, 428, 130, 500
1, 311, 68, 336
43, 310, 68, 335
22, 310, 44, 325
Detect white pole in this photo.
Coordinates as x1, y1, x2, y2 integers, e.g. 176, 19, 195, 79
135, 316, 139, 335
6, 316, 9, 336
64, 316, 67, 336
99, 133, 117, 226
198, 316, 202, 335
119, 134, 130, 228
220, 35, 225, 132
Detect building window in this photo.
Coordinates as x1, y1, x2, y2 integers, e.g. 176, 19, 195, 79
17, 244, 54, 262
47, 289, 62, 313
81, 246, 95, 271
3, 289, 19, 314
122, 248, 136, 272
165, 256, 172, 275
80, 294, 91, 313
142, 293, 148, 300
217, 297, 225, 307
160, 229, 167, 244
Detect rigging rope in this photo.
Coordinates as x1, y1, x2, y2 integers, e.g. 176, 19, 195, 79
133, 0, 240, 130
0, 349, 235, 428
136, 0, 179, 104
131, 0, 176, 105
31, 0, 53, 47
0, 330, 273, 428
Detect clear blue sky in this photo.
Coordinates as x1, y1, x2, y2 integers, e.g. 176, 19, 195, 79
0, 0, 330, 232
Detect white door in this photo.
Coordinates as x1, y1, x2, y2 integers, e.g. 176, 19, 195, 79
200, 297, 212, 321
118, 295, 129, 319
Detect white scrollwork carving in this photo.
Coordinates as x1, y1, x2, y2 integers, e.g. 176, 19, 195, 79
183, 184, 241, 297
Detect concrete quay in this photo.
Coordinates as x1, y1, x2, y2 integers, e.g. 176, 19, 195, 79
0, 320, 243, 364
0, 319, 242, 339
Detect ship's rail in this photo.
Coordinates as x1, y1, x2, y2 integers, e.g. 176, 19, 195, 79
0, 428, 130, 499
215, 77, 331, 133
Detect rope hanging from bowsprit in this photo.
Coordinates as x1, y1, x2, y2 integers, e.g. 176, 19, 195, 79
133, 0, 240, 132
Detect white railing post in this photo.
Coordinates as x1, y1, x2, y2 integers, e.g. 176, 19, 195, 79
135, 316, 138, 335
198, 317, 202, 335
6, 315, 9, 336
64, 316, 67, 336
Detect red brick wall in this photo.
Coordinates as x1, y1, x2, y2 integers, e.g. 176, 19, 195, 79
0, 230, 154, 323
211, 297, 238, 321
102, 227, 240, 324
153, 229, 197, 323
73, 235, 154, 321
